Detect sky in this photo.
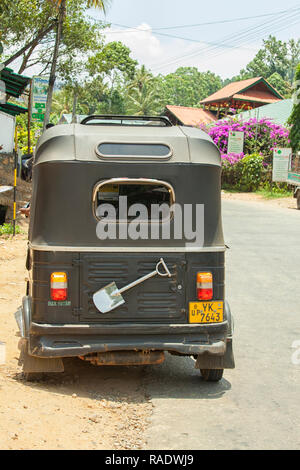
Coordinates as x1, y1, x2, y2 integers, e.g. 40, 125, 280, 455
90, 0, 300, 78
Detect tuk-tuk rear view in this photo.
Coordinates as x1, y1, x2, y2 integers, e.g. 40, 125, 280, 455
16, 115, 235, 382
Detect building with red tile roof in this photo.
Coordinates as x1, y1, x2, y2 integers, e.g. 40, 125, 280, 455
164, 105, 217, 126
200, 77, 283, 117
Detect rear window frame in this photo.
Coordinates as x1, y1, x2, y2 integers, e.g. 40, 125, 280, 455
95, 141, 173, 161
92, 177, 175, 223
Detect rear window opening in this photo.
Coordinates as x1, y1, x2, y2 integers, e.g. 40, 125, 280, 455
93, 178, 175, 222
96, 142, 172, 160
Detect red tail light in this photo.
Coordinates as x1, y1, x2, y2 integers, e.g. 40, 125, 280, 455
197, 272, 213, 300
51, 272, 68, 301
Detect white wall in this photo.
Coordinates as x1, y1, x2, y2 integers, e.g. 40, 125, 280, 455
0, 111, 15, 153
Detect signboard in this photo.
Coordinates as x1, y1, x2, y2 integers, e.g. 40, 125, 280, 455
227, 131, 244, 154
0, 111, 15, 153
287, 153, 300, 187
272, 148, 291, 182
31, 76, 49, 122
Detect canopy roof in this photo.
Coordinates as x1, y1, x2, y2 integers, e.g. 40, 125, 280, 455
200, 77, 283, 110
0, 102, 28, 116
165, 105, 217, 126
0, 67, 31, 98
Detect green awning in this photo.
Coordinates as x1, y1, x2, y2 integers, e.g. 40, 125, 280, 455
0, 102, 28, 116
0, 67, 31, 98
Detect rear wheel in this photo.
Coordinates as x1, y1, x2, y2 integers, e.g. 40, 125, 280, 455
297, 192, 300, 210
200, 369, 224, 382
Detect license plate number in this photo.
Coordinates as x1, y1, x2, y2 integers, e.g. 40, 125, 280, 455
189, 301, 224, 323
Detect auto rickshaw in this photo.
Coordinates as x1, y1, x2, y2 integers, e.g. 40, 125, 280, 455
16, 115, 235, 382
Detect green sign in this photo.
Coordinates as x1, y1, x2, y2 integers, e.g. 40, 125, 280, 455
31, 76, 48, 122
32, 113, 45, 122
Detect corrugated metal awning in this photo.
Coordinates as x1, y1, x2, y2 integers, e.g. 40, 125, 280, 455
0, 67, 31, 98
0, 102, 28, 116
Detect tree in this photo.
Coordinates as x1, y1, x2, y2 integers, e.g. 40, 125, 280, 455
127, 65, 154, 93
86, 41, 137, 113
51, 87, 74, 122
267, 73, 291, 98
288, 63, 300, 152
241, 36, 300, 85
0, 1, 57, 71
126, 86, 162, 116
55, 0, 109, 7
157, 67, 222, 107
0, 0, 109, 125
126, 66, 162, 115
43, 0, 110, 128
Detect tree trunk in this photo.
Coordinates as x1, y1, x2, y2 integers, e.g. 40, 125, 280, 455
43, 1, 66, 129
3, 23, 55, 69
71, 88, 78, 123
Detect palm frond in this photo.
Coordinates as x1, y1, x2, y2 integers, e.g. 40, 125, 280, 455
52, 0, 110, 13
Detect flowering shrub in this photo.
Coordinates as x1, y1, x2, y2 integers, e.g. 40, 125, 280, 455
198, 115, 290, 191
206, 116, 290, 163
221, 153, 266, 191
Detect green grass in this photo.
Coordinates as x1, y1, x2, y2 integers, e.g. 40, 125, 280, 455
256, 188, 293, 199
222, 187, 293, 199
222, 188, 245, 193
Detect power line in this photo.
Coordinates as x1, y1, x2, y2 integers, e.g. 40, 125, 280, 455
102, 6, 299, 72
103, 7, 298, 34
190, 16, 300, 71
202, 15, 300, 66
108, 22, 258, 51
151, 9, 297, 31
150, 8, 300, 72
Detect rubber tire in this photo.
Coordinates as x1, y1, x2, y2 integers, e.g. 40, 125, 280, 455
297, 193, 300, 210
200, 369, 224, 382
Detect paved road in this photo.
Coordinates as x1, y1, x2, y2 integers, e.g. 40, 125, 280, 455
144, 199, 300, 450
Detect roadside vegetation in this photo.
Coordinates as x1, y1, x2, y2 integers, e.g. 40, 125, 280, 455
0, 2, 299, 193
0, 223, 21, 236
202, 114, 293, 196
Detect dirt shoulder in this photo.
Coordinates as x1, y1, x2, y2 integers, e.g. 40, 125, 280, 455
221, 191, 297, 210
0, 227, 152, 450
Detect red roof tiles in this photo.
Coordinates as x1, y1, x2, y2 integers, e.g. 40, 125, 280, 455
200, 77, 283, 106
165, 105, 217, 126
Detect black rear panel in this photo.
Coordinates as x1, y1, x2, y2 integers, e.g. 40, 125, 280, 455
79, 253, 186, 323
30, 250, 224, 325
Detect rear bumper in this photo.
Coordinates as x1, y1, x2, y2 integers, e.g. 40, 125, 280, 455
28, 327, 228, 358
17, 296, 235, 368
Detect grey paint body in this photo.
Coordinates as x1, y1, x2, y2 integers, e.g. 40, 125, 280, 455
21, 119, 234, 369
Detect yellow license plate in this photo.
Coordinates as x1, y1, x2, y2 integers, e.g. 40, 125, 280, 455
189, 301, 224, 323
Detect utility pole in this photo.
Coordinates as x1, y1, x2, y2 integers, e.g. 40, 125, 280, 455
27, 79, 32, 153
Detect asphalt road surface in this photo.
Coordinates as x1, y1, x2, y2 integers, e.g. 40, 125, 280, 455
144, 199, 300, 450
